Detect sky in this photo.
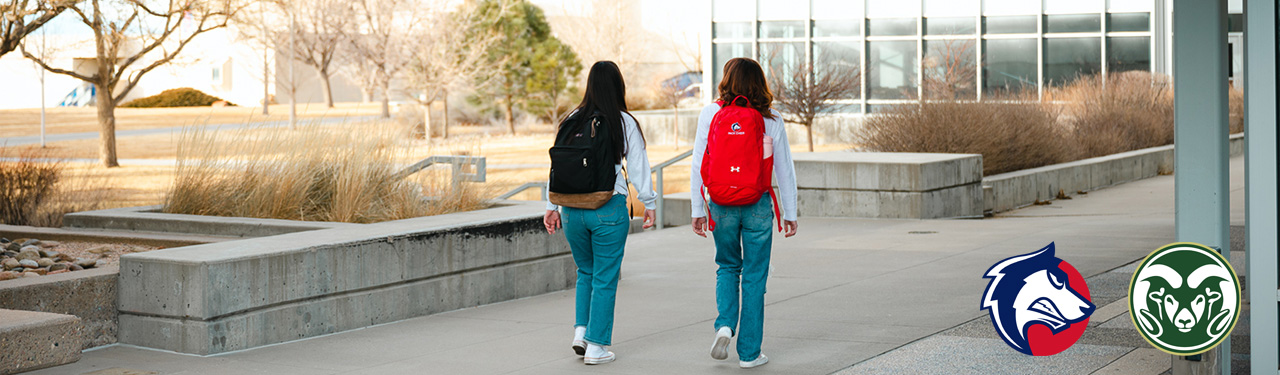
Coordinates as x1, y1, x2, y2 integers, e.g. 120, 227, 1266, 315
531, 0, 709, 51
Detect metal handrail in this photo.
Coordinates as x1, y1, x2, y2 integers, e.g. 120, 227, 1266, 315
652, 149, 694, 229
496, 181, 547, 201
394, 155, 486, 189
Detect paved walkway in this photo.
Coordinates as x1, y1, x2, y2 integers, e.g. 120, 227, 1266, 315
0, 116, 377, 147
31, 158, 1247, 375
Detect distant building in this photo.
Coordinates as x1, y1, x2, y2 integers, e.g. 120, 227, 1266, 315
703, 0, 1246, 112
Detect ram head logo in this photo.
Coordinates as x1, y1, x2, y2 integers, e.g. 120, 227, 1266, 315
1129, 243, 1240, 355
981, 243, 1095, 355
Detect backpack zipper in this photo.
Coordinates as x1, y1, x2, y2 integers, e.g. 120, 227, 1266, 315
590, 118, 597, 138
583, 158, 587, 167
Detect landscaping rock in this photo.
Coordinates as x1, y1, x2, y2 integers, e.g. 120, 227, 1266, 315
2, 251, 16, 258
38, 249, 57, 257
86, 246, 112, 255
0, 237, 8, 243
26, 268, 46, 275
0, 271, 17, 281
18, 259, 38, 268
48, 269, 69, 275
68, 264, 83, 271
21, 239, 40, 247
11, 267, 23, 273
1, 259, 17, 270
75, 259, 97, 269
55, 254, 74, 262
48, 263, 68, 272
16, 248, 39, 261
22, 272, 39, 277
36, 258, 53, 267
39, 240, 60, 247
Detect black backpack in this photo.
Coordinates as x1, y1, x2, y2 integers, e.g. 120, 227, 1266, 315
548, 111, 620, 209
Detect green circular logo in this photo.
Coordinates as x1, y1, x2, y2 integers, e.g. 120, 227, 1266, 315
1128, 242, 1241, 355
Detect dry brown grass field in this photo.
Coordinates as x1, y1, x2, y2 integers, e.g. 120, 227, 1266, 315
0, 103, 384, 138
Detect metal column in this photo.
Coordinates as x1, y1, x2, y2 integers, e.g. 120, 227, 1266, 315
1245, 0, 1279, 373
1171, 0, 1230, 373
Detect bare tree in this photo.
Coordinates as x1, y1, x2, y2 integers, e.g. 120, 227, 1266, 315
0, 0, 68, 57
769, 59, 861, 152
285, 0, 351, 108
922, 39, 977, 100
23, 0, 241, 167
552, 0, 647, 84
401, 0, 501, 138
343, 0, 421, 118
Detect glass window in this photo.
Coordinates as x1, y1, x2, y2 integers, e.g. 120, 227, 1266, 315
760, 21, 805, 39
759, 42, 806, 84
868, 0, 919, 17
759, 0, 808, 20
984, 16, 1037, 34
868, 18, 917, 36
983, 38, 1037, 96
1044, 14, 1101, 33
1044, 37, 1102, 86
867, 104, 904, 113
813, 20, 861, 37
714, 0, 754, 21
926, 0, 977, 16
983, 0, 1039, 15
1044, 0, 1101, 14
926, 17, 977, 35
869, 40, 918, 99
814, 41, 863, 99
1228, 14, 1243, 32
1107, 13, 1149, 32
1107, 0, 1152, 12
714, 42, 752, 84
923, 39, 977, 99
813, 0, 862, 20
714, 22, 753, 39
1108, 36, 1150, 73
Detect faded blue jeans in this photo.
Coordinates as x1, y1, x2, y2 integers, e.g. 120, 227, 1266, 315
562, 194, 629, 346
709, 193, 774, 362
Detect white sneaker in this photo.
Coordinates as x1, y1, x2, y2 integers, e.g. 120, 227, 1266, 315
710, 326, 732, 360
739, 354, 769, 369
584, 343, 615, 365
572, 327, 586, 355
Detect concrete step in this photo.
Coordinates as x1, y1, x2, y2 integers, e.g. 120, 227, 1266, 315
0, 224, 235, 248
0, 309, 83, 374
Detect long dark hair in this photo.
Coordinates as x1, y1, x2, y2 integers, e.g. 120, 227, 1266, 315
566, 61, 644, 163
718, 57, 775, 119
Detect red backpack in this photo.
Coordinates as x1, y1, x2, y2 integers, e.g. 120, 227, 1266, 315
701, 96, 782, 232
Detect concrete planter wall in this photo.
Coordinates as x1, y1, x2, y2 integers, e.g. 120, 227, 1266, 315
64, 206, 357, 238
983, 133, 1245, 213
116, 201, 572, 355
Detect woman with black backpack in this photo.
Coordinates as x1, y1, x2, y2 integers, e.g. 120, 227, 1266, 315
543, 60, 657, 365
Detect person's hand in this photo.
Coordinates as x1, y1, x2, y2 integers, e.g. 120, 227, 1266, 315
692, 217, 708, 237
642, 209, 656, 229
544, 210, 561, 234
783, 220, 798, 238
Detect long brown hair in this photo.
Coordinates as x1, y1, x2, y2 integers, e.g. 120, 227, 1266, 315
717, 57, 775, 119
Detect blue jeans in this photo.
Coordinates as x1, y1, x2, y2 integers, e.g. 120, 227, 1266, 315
710, 193, 774, 362
562, 194, 629, 346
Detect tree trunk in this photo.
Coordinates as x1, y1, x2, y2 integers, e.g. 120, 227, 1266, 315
806, 123, 815, 152
504, 95, 515, 134
360, 87, 372, 103
422, 100, 433, 139
672, 106, 680, 149
318, 67, 335, 108
96, 93, 119, 167
379, 82, 391, 118
262, 50, 270, 115
443, 93, 450, 139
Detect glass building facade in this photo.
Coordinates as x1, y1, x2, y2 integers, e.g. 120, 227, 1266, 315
708, 0, 1161, 112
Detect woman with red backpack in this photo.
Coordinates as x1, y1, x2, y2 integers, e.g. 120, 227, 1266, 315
691, 57, 799, 369
543, 61, 658, 365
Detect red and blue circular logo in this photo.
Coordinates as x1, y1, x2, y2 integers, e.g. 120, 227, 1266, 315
980, 242, 1094, 356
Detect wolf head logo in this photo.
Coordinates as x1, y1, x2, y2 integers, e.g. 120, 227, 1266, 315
981, 243, 1095, 355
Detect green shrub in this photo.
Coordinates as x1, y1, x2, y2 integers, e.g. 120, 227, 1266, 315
121, 88, 234, 108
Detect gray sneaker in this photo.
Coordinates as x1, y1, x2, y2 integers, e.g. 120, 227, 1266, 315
710, 327, 732, 360
739, 354, 769, 369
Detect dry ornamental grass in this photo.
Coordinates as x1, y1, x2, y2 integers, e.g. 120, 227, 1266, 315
164, 122, 491, 223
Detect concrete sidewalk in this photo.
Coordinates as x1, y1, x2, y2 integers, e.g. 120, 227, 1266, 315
30, 158, 1246, 375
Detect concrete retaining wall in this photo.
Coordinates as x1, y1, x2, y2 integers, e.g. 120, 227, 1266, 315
64, 206, 358, 238
0, 267, 118, 349
983, 133, 1245, 213
659, 152, 983, 224
116, 201, 573, 355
